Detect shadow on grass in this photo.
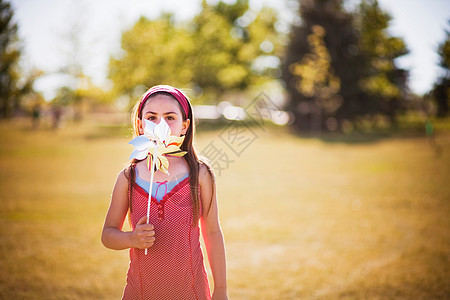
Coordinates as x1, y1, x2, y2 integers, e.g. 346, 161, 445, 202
303, 116, 450, 144
288, 120, 445, 145
289, 121, 448, 157
297, 129, 426, 144
195, 119, 231, 132
84, 124, 132, 140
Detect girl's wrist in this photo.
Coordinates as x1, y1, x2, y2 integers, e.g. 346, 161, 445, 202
102, 227, 135, 250
214, 286, 227, 293
212, 286, 228, 300
125, 230, 136, 249
214, 285, 227, 290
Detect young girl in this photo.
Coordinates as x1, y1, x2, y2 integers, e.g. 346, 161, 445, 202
102, 85, 227, 300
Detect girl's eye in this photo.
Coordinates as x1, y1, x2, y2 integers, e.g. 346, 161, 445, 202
147, 116, 156, 121
166, 116, 175, 121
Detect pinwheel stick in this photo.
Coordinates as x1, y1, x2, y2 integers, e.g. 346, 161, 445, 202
127, 119, 186, 254
145, 148, 157, 255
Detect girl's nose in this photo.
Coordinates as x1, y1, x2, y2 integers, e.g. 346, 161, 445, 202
149, 117, 160, 125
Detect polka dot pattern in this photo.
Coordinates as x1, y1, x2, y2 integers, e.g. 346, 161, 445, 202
122, 177, 211, 300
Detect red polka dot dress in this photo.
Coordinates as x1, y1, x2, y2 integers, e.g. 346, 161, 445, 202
122, 176, 211, 300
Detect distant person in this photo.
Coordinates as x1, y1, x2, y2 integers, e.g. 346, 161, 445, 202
51, 104, 62, 130
31, 103, 41, 129
101, 85, 228, 299
425, 119, 442, 156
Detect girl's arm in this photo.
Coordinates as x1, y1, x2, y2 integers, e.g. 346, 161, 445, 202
199, 164, 228, 300
101, 170, 155, 250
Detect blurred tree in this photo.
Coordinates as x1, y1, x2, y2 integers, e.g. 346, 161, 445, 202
289, 25, 341, 131
282, 0, 364, 132
431, 21, 449, 118
109, 13, 192, 103
0, 0, 41, 118
0, 0, 21, 118
108, 0, 281, 107
48, 74, 113, 122
282, 0, 409, 132
190, 0, 251, 96
439, 23, 450, 73
190, 0, 280, 100
356, 0, 409, 124
55, 0, 94, 120
52, 86, 77, 107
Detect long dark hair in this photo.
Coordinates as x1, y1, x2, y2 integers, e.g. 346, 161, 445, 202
127, 90, 213, 224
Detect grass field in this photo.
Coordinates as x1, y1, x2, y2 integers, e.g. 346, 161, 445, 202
0, 117, 449, 299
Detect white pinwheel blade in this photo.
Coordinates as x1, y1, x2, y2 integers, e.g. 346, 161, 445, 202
129, 149, 148, 160
154, 118, 170, 142
129, 135, 151, 150
143, 119, 157, 139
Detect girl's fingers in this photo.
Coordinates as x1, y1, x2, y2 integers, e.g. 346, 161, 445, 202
133, 217, 155, 249
141, 223, 154, 231
135, 235, 155, 249
136, 216, 148, 225
137, 230, 154, 238
140, 237, 155, 249
136, 217, 154, 231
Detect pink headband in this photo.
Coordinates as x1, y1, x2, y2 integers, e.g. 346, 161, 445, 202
138, 85, 190, 118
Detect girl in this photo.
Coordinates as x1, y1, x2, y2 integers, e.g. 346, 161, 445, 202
102, 85, 227, 300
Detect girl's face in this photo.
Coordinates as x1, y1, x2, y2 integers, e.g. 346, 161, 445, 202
138, 94, 190, 137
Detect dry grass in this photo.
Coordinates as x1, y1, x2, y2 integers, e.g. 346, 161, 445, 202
0, 117, 449, 299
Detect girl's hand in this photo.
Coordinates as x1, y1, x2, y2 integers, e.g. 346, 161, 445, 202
212, 287, 228, 300
131, 216, 155, 249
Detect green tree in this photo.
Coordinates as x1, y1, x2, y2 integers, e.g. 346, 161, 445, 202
0, 0, 21, 118
109, 14, 193, 102
190, 0, 249, 95
439, 24, 450, 72
282, 0, 364, 132
190, 0, 280, 98
0, 0, 40, 118
289, 25, 341, 131
108, 0, 281, 107
432, 22, 449, 117
281, 0, 409, 132
356, 0, 409, 124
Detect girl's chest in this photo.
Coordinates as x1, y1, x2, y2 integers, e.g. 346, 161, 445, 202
131, 180, 193, 226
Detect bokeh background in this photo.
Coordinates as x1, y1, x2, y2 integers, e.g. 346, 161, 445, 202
1, 0, 449, 299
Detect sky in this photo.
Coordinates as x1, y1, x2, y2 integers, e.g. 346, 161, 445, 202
9, 0, 450, 99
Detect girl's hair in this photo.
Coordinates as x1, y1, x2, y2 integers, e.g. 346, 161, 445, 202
126, 86, 214, 225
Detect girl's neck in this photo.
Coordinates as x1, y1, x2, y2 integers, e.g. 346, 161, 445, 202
137, 156, 188, 181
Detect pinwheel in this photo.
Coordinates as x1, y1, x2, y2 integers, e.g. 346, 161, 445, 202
129, 118, 186, 254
